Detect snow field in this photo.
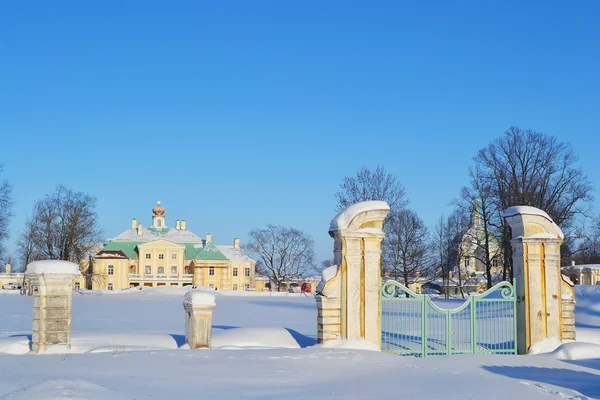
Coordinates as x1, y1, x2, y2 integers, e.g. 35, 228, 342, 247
0, 285, 598, 399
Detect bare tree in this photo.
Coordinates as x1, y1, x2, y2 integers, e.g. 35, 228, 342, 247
445, 208, 471, 299
573, 216, 600, 265
335, 165, 408, 212
321, 259, 335, 269
17, 185, 102, 270
383, 209, 429, 286
432, 215, 450, 294
459, 166, 503, 289
246, 225, 315, 291
0, 164, 13, 262
472, 127, 593, 279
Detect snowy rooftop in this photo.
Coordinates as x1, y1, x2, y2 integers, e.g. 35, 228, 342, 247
216, 245, 254, 262
113, 227, 204, 243
563, 264, 600, 270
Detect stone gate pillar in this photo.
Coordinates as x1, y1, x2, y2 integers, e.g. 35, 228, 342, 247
25, 260, 80, 353
317, 201, 389, 346
504, 206, 575, 354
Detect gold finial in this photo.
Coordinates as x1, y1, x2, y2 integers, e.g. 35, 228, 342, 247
153, 201, 165, 216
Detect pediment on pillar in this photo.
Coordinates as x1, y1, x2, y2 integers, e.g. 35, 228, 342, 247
504, 206, 564, 240
329, 201, 390, 237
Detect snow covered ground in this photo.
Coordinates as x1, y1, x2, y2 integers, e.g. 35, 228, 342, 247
0, 285, 599, 399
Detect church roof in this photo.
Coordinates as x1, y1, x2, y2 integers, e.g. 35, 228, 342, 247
112, 227, 204, 243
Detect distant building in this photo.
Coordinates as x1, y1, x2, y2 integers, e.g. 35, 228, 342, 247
562, 262, 600, 285
253, 275, 321, 293
90, 202, 256, 291
452, 205, 504, 278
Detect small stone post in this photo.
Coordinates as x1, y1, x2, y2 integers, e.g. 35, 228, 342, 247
184, 291, 216, 349
504, 206, 575, 354
25, 260, 80, 353
317, 201, 390, 346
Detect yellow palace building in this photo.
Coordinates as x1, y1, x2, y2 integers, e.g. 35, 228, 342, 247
91, 202, 256, 291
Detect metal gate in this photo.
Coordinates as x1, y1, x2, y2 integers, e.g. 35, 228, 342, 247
380, 280, 517, 357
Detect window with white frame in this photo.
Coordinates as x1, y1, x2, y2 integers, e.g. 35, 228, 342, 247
145, 265, 151, 275
171, 253, 177, 260
157, 266, 165, 275
108, 283, 114, 291
145, 253, 151, 259
244, 267, 250, 277
108, 265, 114, 275
74, 282, 80, 289
464, 257, 470, 267
244, 284, 250, 290
159, 254, 164, 260
233, 267, 238, 277
209, 267, 215, 276
233, 284, 238, 290
171, 266, 177, 274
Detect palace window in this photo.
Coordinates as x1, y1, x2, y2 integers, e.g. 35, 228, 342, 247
108, 265, 114, 275
145, 253, 151, 259
233, 284, 238, 290
171, 266, 177, 274
108, 283, 114, 291
464, 257, 470, 267
245, 284, 250, 290
145, 265, 151, 275
159, 254, 164, 260
74, 282, 80, 289
233, 267, 238, 277
209, 267, 215, 276
245, 267, 250, 277
171, 254, 177, 260
157, 220, 162, 227
157, 266, 165, 275
209, 284, 214, 288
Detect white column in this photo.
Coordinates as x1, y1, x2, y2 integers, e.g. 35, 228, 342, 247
25, 260, 80, 353
318, 201, 389, 346
184, 291, 216, 349
504, 206, 574, 354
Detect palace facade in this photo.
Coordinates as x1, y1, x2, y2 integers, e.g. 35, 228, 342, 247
90, 202, 256, 291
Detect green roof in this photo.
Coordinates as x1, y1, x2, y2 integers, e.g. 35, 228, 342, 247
184, 243, 203, 259
194, 242, 228, 261
101, 241, 144, 259
100, 241, 229, 261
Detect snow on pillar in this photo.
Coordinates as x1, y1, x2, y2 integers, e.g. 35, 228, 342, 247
318, 201, 390, 346
25, 260, 80, 353
504, 206, 575, 354
183, 291, 216, 349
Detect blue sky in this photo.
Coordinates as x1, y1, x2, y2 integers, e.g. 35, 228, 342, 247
1, 1, 599, 266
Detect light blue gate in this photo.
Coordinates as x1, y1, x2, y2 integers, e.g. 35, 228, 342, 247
380, 280, 517, 357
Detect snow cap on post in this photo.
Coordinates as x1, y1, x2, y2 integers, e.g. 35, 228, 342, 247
25, 260, 80, 275
329, 200, 390, 236
504, 206, 564, 240
184, 290, 216, 307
